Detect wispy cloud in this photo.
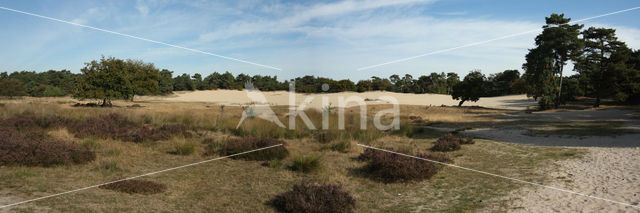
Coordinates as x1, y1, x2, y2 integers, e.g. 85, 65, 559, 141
0, 0, 638, 80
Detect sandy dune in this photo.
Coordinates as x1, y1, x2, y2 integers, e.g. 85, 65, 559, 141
138, 90, 536, 110
504, 147, 640, 212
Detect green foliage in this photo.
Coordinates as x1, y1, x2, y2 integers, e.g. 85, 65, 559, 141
524, 13, 583, 108
74, 57, 134, 106
0, 79, 27, 98
574, 27, 630, 107
452, 70, 487, 106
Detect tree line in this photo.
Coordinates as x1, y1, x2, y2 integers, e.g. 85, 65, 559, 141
1, 13, 639, 108
522, 13, 640, 108
0, 56, 526, 106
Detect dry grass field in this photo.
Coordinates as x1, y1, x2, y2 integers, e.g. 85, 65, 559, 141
0, 96, 619, 212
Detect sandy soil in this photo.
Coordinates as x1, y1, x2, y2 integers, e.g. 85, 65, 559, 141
137, 90, 536, 110
501, 147, 640, 212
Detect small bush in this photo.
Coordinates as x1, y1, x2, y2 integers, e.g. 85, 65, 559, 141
2, 114, 67, 130
329, 140, 352, 153
358, 148, 447, 183
431, 134, 461, 152
291, 155, 322, 173
205, 137, 289, 161
0, 127, 96, 167
99, 179, 166, 195
69, 113, 191, 143
271, 182, 356, 213
169, 143, 196, 156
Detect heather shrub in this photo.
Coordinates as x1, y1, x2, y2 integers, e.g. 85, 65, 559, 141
291, 155, 322, 173
271, 182, 356, 213
69, 113, 192, 142
68, 113, 137, 139
0, 127, 96, 167
2, 114, 67, 130
205, 137, 288, 161
358, 148, 447, 183
99, 179, 166, 195
431, 134, 461, 152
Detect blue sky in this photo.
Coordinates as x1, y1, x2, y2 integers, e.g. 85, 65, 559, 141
1, 0, 639, 81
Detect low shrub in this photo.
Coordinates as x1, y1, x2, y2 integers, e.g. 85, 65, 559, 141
291, 155, 322, 173
271, 182, 356, 213
358, 148, 447, 183
205, 137, 289, 161
0, 127, 96, 167
68, 113, 137, 139
431, 134, 461, 152
1, 114, 67, 130
69, 113, 192, 143
99, 179, 166, 195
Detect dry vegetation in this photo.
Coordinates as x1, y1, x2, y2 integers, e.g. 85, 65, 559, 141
0, 97, 584, 212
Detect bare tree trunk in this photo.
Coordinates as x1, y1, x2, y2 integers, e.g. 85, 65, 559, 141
458, 100, 465, 107
556, 63, 564, 108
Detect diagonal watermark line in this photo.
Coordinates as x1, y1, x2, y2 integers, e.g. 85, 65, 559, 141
357, 6, 640, 71
357, 144, 640, 210
0, 144, 283, 209
0, 6, 283, 71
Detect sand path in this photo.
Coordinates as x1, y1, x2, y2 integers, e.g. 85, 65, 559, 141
138, 90, 536, 110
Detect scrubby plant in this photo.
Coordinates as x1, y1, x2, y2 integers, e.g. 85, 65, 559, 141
205, 137, 288, 161
2, 114, 67, 130
358, 148, 448, 183
271, 182, 356, 213
68, 113, 192, 143
99, 179, 166, 195
0, 127, 96, 167
431, 134, 461, 152
291, 155, 322, 173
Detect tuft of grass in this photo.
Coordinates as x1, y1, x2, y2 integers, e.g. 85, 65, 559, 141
291, 155, 322, 173
315, 130, 337, 143
168, 142, 197, 156
329, 140, 352, 153
270, 182, 356, 213
262, 159, 284, 169
99, 179, 166, 195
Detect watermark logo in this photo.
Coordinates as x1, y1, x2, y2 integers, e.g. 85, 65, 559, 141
237, 81, 400, 130
236, 81, 286, 128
